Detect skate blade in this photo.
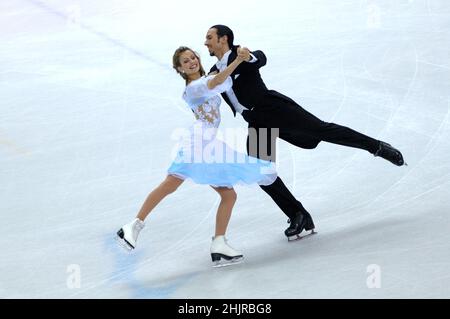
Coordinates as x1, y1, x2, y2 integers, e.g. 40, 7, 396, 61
287, 230, 318, 242
115, 235, 134, 252
212, 256, 244, 268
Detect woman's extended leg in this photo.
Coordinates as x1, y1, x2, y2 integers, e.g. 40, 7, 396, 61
136, 175, 184, 221
117, 175, 183, 250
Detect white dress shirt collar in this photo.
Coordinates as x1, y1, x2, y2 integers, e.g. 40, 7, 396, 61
216, 50, 232, 71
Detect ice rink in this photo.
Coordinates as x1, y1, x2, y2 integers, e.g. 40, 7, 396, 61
1, 0, 450, 298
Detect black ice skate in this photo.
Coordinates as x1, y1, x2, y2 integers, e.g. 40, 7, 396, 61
285, 211, 317, 242
374, 141, 406, 166
287, 211, 315, 230
210, 235, 244, 267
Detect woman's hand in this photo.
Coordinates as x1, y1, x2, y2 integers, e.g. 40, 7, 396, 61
207, 47, 248, 89
237, 46, 251, 62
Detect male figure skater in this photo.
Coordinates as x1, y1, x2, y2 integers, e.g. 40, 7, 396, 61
204, 25, 405, 240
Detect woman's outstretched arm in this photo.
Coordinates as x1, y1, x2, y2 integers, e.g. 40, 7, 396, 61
207, 51, 245, 89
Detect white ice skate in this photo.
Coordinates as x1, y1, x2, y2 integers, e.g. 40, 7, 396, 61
210, 235, 244, 267
116, 218, 145, 251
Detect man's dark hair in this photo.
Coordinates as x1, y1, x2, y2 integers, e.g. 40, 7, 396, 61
210, 24, 234, 49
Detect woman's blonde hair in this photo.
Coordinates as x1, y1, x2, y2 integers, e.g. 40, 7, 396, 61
172, 46, 206, 84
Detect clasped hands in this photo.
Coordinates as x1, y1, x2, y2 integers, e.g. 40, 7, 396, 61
236, 46, 251, 62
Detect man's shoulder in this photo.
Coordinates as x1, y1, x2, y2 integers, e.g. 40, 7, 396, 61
209, 64, 218, 73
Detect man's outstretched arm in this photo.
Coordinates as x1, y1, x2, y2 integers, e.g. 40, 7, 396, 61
236, 47, 267, 72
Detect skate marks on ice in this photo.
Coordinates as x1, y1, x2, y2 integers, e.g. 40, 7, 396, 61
24, 0, 165, 67
0, 133, 31, 156
67, 233, 200, 298
69, 195, 225, 297
112, 234, 201, 299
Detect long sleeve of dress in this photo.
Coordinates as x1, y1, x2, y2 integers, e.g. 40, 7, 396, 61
183, 75, 232, 107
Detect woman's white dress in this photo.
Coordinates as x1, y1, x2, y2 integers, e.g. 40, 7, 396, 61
167, 75, 276, 187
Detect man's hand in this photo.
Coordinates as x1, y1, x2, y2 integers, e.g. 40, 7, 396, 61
237, 46, 251, 62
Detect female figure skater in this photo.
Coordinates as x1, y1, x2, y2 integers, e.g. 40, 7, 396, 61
116, 46, 276, 267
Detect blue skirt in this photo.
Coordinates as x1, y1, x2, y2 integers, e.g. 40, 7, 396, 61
167, 151, 277, 188
168, 122, 277, 188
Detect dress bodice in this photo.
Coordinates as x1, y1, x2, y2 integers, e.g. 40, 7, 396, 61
183, 75, 232, 128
